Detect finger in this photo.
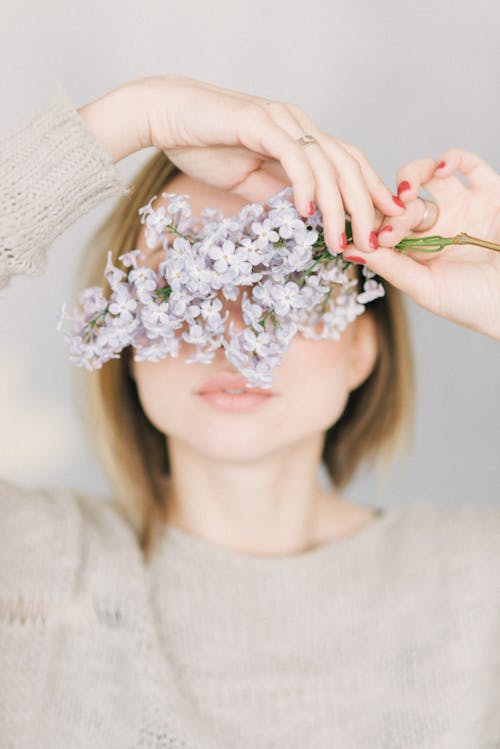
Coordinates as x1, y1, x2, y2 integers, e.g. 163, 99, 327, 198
377, 197, 437, 249
433, 148, 500, 188
281, 108, 383, 252
302, 148, 349, 253
342, 245, 433, 309
236, 104, 317, 218
334, 137, 408, 218
395, 157, 465, 203
287, 117, 405, 218
240, 100, 387, 252
323, 143, 378, 253
258, 101, 347, 247
260, 102, 347, 253
374, 207, 385, 230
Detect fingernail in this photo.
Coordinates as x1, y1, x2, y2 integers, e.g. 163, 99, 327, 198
379, 225, 393, 233
344, 255, 366, 265
392, 195, 406, 209
307, 201, 315, 215
435, 161, 446, 171
369, 231, 379, 250
397, 180, 411, 196
340, 231, 348, 250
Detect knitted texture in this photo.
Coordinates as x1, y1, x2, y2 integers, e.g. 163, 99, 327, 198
0, 479, 499, 748
0, 84, 130, 289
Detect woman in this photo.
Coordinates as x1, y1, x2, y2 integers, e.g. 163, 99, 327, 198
0, 74, 498, 748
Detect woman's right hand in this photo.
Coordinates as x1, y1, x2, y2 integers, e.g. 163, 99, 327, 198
377, 149, 500, 254
77, 74, 407, 254
346, 149, 500, 340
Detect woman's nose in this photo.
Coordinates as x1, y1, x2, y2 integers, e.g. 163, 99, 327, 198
222, 297, 245, 332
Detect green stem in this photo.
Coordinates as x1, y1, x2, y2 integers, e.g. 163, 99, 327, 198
88, 307, 109, 328
168, 225, 193, 241
259, 310, 274, 328
153, 285, 172, 301
340, 219, 500, 257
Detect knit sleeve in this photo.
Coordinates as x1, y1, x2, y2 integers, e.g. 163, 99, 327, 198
0, 84, 132, 290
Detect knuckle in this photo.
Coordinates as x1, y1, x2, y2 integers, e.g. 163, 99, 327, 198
423, 156, 438, 171
278, 148, 300, 171
348, 144, 366, 162
397, 159, 414, 175
295, 169, 315, 190
371, 171, 388, 190
260, 100, 286, 116
285, 101, 305, 117
240, 102, 267, 123
347, 157, 363, 178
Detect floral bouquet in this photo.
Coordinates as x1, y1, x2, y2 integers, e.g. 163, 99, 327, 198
57, 186, 497, 389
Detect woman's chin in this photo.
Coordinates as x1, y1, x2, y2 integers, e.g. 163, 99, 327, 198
173, 430, 281, 463
201, 440, 277, 463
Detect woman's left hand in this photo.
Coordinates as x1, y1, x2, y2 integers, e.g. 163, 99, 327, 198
78, 74, 408, 254
343, 148, 500, 340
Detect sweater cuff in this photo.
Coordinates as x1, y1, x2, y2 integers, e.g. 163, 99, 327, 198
0, 83, 132, 289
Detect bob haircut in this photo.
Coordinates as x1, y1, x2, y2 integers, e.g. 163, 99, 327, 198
73, 151, 415, 562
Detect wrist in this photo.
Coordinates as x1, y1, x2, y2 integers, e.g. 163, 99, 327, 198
77, 81, 146, 164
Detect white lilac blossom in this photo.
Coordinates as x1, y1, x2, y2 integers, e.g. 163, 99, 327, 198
57, 187, 385, 388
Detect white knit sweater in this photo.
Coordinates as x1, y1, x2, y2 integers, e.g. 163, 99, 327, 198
0, 89, 499, 749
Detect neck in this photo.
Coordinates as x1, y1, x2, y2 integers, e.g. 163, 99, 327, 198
160, 433, 369, 557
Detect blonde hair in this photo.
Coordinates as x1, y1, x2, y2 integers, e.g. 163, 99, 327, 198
73, 151, 415, 562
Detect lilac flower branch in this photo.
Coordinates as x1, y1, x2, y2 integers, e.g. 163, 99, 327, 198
68, 189, 499, 388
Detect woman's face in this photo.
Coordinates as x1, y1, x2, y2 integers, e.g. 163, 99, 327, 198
130, 173, 378, 462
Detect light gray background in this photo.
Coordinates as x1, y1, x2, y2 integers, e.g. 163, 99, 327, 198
1, 0, 499, 510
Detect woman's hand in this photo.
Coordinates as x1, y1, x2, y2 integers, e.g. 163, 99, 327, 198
77, 74, 406, 254
344, 149, 500, 340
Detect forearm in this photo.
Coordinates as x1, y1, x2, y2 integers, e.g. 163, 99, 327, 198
0, 85, 130, 289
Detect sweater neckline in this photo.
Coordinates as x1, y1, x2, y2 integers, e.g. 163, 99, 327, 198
156, 503, 407, 574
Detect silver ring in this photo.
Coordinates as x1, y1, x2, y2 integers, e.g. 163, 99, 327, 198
296, 133, 318, 146
412, 197, 440, 232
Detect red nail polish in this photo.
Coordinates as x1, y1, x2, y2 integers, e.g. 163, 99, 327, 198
344, 255, 366, 265
379, 225, 393, 233
307, 201, 315, 216
392, 195, 406, 209
435, 161, 446, 170
397, 180, 411, 196
340, 231, 348, 250
369, 231, 379, 250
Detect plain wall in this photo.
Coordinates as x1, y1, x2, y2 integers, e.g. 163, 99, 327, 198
1, 0, 499, 510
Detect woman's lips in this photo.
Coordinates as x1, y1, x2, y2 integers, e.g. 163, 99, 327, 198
196, 373, 275, 412
197, 390, 273, 412
196, 373, 273, 396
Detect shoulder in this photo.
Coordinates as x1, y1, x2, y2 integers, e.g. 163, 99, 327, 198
0, 477, 143, 602
394, 499, 500, 556
388, 499, 500, 609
